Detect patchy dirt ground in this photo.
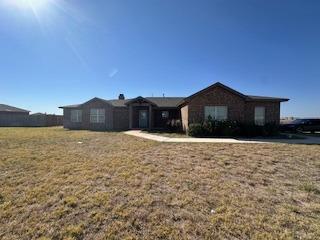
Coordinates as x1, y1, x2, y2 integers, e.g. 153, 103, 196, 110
0, 127, 320, 240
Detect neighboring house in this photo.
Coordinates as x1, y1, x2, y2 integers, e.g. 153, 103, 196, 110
0, 104, 63, 127
60, 82, 289, 131
0, 104, 30, 127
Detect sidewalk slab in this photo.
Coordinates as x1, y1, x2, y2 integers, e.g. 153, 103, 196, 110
124, 130, 320, 144
124, 130, 267, 144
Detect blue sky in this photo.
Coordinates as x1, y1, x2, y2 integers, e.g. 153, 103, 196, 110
0, 0, 319, 116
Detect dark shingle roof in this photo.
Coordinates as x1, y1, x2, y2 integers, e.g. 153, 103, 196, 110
60, 97, 185, 108
145, 97, 185, 107
0, 104, 30, 113
107, 97, 184, 107
31, 113, 44, 115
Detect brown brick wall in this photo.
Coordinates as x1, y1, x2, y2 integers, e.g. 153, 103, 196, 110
187, 86, 246, 124
180, 86, 281, 130
83, 100, 113, 130
63, 99, 114, 130
245, 101, 280, 124
63, 108, 82, 129
113, 108, 129, 130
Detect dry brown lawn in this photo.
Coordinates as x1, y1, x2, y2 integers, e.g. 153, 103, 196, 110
0, 127, 320, 240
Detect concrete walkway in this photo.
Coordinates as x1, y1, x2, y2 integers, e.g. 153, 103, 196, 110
124, 130, 320, 144
124, 130, 266, 144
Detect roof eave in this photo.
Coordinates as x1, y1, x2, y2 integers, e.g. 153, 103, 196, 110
59, 105, 82, 109
246, 98, 290, 102
0, 110, 30, 113
177, 99, 188, 108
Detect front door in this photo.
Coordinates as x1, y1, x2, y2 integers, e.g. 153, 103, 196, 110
139, 110, 148, 128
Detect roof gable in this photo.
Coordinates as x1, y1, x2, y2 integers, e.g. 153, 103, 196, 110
125, 96, 157, 106
180, 82, 247, 106
179, 82, 289, 106
59, 97, 113, 109
82, 97, 112, 106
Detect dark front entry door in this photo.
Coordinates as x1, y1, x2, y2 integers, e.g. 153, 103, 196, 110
139, 110, 148, 128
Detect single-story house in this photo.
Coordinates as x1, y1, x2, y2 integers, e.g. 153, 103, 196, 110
60, 82, 289, 131
0, 104, 30, 127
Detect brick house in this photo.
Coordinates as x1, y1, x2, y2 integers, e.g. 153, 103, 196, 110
59, 82, 289, 131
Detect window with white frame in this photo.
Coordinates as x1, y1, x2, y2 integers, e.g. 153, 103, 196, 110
254, 107, 265, 126
204, 106, 228, 121
70, 110, 82, 123
161, 111, 169, 119
90, 109, 105, 123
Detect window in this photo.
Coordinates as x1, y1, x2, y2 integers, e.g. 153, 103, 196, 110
161, 111, 169, 119
70, 110, 82, 123
90, 109, 105, 123
204, 106, 228, 121
254, 107, 265, 126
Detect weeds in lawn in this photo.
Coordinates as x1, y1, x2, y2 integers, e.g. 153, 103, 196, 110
0, 194, 4, 204
64, 224, 83, 240
300, 182, 320, 195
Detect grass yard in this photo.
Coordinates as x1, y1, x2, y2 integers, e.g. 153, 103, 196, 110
1, 127, 320, 240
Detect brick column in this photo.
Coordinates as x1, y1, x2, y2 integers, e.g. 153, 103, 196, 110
149, 105, 152, 130
129, 105, 133, 129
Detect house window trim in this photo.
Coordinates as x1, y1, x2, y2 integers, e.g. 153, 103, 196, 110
161, 111, 169, 119
254, 106, 266, 126
204, 106, 228, 121
90, 108, 105, 123
70, 109, 82, 123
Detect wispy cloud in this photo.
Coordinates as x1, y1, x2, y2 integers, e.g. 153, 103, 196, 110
65, 33, 89, 70
109, 68, 119, 78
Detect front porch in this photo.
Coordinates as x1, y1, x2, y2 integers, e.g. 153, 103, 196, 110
126, 97, 180, 130
129, 105, 153, 129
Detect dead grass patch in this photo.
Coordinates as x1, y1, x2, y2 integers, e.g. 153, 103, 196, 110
0, 127, 320, 239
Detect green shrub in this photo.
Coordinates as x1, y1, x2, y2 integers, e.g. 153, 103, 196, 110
238, 123, 263, 137
188, 120, 279, 137
188, 123, 205, 137
166, 119, 182, 132
263, 123, 280, 136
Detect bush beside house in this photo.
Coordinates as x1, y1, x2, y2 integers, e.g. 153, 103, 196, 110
165, 119, 182, 132
188, 118, 279, 137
